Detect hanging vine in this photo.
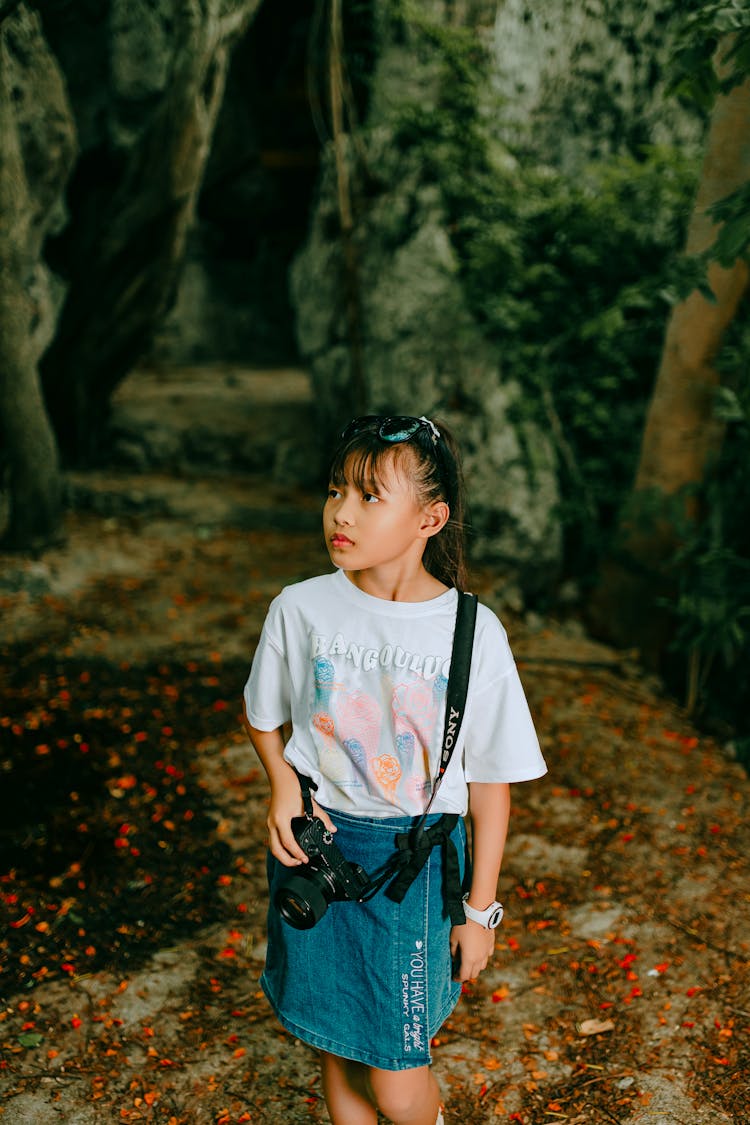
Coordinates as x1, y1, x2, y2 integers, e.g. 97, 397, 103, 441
308, 0, 367, 413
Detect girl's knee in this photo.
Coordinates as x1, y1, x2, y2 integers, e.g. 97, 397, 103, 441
368, 1066, 436, 1122
321, 1052, 372, 1100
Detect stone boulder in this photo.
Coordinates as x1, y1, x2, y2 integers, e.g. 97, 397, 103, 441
290, 14, 561, 594
492, 0, 703, 169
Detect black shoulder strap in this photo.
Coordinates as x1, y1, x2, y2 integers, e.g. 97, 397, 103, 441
359, 591, 479, 910
421, 590, 478, 818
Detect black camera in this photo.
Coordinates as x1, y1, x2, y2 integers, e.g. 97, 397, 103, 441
274, 815, 371, 929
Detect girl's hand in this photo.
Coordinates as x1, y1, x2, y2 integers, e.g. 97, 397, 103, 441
449, 920, 496, 982
267, 767, 337, 867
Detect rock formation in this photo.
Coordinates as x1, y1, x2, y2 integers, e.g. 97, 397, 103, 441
290, 5, 562, 590
38, 0, 263, 463
0, 3, 76, 547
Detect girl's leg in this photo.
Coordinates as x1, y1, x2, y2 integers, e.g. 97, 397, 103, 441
320, 1051, 377, 1125
367, 1064, 442, 1125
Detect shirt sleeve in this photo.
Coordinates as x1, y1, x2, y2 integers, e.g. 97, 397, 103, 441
462, 606, 547, 784
243, 598, 292, 731
463, 666, 546, 783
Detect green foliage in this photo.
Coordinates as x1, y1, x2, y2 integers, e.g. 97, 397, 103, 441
670, 1, 750, 108
393, 18, 698, 572
671, 544, 750, 706
666, 366, 750, 740
660, 2, 750, 739
460, 152, 697, 561
388, 5, 750, 743
670, 438, 750, 756
663, 182, 750, 308
663, 5, 750, 309
710, 181, 750, 264
662, 0, 750, 738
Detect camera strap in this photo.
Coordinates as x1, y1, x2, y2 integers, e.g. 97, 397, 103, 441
416, 590, 478, 823
295, 767, 317, 818
292, 590, 478, 924
379, 591, 478, 922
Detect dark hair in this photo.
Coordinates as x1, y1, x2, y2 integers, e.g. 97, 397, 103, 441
328, 418, 468, 591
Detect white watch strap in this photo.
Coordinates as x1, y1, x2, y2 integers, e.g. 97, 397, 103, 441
462, 894, 504, 929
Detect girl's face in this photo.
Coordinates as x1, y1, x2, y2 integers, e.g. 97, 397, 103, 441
323, 452, 446, 577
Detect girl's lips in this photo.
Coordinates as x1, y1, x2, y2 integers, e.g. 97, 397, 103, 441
331, 535, 353, 547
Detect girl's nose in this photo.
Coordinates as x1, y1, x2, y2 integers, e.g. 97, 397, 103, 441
333, 494, 355, 524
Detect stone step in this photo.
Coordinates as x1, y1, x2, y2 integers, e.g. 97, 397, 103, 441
66, 469, 322, 532
109, 365, 318, 485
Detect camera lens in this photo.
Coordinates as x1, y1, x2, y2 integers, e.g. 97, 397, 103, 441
275, 874, 330, 930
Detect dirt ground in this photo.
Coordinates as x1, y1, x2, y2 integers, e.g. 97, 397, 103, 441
1, 370, 749, 1124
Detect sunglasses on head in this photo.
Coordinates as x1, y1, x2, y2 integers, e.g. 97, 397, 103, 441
340, 415, 441, 446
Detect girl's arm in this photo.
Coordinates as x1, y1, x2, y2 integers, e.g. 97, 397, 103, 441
450, 781, 510, 982
242, 703, 337, 867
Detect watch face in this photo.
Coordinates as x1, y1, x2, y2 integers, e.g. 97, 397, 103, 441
488, 906, 504, 929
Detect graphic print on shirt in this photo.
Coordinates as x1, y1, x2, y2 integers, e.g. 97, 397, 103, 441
309, 628, 450, 809
312, 655, 352, 784
336, 688, 382, 791
391, 674, 447, 805
312, 631, 451, 684
371, 750, 403, 801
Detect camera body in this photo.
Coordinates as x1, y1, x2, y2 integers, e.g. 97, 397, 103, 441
274, 815, 370, 930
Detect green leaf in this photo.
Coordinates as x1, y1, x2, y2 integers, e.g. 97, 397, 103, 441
669, 4, 750, 106
709, 182, 750, 265
713, 386, 747, 423
17, 1032, 44, 1048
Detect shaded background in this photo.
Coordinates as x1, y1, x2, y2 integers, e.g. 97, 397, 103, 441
2, 0, 749, 745
1, 3, 750, 1122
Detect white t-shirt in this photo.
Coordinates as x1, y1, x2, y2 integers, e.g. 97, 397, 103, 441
244, 570, 546, 817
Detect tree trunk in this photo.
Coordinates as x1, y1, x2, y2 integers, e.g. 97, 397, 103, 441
40, 0, 262, 464
0, 7, 76, 549
590, 45, 750, 664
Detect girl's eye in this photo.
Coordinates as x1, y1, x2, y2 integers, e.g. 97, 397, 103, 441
327, 486, 341, 499
362, 492, 380, 504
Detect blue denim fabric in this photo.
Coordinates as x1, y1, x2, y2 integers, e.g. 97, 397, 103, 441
261, 807, 466, 1070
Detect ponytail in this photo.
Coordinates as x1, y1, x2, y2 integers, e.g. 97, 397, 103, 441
422, 422, 468, 591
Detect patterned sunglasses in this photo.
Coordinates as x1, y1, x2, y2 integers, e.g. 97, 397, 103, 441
340, 415, 441, 446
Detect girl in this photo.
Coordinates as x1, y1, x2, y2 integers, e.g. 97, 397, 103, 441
243, 415, 546, 1125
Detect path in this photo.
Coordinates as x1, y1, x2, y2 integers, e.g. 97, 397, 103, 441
1, 369, 747, 1124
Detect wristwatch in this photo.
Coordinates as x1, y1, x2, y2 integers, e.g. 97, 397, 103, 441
462, 893, 504, 929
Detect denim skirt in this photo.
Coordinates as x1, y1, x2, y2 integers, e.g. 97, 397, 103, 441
261, 807, 466, 1071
